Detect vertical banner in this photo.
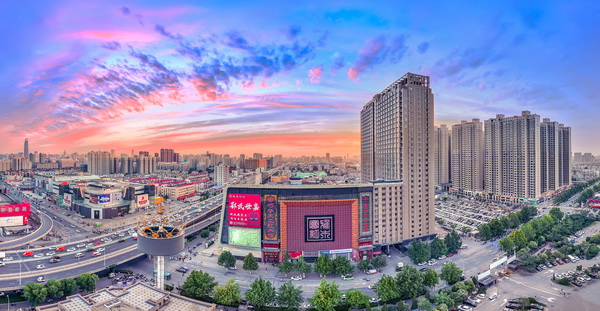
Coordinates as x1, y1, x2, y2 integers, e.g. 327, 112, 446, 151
262, 195, 279, 241
359, 192, 373, 236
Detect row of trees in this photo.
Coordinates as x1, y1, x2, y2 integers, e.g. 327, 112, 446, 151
554, 177, 600, 204
22, 273, 98, 306
407, 232, 462, 264
577, 181, 600, 204
478, 205, 538, 241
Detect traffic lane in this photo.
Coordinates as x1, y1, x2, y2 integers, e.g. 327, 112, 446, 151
0, 212, 53, 250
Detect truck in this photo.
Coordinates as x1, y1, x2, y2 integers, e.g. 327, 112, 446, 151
396, 262, 404, 271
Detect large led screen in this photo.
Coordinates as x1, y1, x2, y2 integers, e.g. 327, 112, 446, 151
227, 194, 261, 228
305, 215, 335, 242
228, 227, 261, 247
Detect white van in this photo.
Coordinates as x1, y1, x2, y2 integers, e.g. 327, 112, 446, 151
367, 269, 378, 275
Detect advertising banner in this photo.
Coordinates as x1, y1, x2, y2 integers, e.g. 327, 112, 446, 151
228, 227, 261, 247
89, 194, 98, 204
0, 216, 24, 226
359, 192, 373, 236
305, 215, 335, 242
112, 191, 123, 204
98, 194, 111, 204
262, 195, 279, 240
227, 194, 261, 228
63, 193, 72, 207
137, 194, 149, 207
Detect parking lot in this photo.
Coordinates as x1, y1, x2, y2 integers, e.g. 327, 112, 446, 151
435, 198, 513, 229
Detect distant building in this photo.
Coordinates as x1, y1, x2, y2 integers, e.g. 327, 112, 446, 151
214, 164, 229, 186
434, 124, 451, 187
24, 138, 29, 158
87, 151, 112, 175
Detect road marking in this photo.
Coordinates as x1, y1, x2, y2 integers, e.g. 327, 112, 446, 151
541, 296, 556, 302
504, 278, 561, 297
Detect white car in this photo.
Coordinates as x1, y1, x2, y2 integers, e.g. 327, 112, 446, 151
33, 254, 44, 258
77, 243, 86, 248
46, 251, 56, 256
458, 305, 472, 311
3, 257, 14, 262
97, 247, 105, 252
37, 277, 45, 283
291, 276, 302, 281
488, 293, 498, 300
67, 247, 76, 252
438, 255, 446, 260
36, 264, 45, 270
427, 260, 437, 266
0, 262, 5, 267
75, 253, 84, 258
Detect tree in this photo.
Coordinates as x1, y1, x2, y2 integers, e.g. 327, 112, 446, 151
423, 269, 439, 289
208, 224, 218, 232
430, 237, 448, 259
445, 231, 462, 254
395, 265, 424, 300
245, 278, 275, 308
521, 223, 536, 242
333, 256, 355, 276
346, 289, 371, 309
509, 229, 527, 249
434, 291, 454, 308
507, 213, 521, 228
315, 255, 333, 276
549, 207, 565, 222
417, 298, 433, 311
218, 250, 237, 269
408, 240, 431, 264
181, 270, 217, 299
46, 279, 64, 299
243, 253, 259, 273
357, 259, 371, 272
77, 273, 99, 292
22, 282, 47, 306
374, 275, 400, 302
296, 257, 313, 277
586, 245, 600, 259
310, 278, 341, 311
440, 262, 463, 285
277, 281, 304, 310
499, 236, 515, 253
478, 224, 492, 241
372, 256, 388, 270
277, 252, 295, 276
61, 278, 77, 296
214, 279, 241, 306
200, 229, 210, 238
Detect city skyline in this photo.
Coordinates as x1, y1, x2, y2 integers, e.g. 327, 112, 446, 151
1, 1, 599, 156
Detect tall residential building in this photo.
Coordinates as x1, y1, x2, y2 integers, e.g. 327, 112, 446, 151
540, 119, 560, 193
214, 164, 229, 186
573, 152, 583, 163
360, 72, 434, 241
484, 111, 541, 200
558, 125, 572, 187
583, 153, 595, 163
433, 124, 451, 187
24, 138, 29, 158
451, 119, 484, 193
87, 151, 113, 175
253, 153, 263, 160
159, 148, 175, 162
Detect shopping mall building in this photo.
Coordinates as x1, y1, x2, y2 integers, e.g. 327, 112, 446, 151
219, 182, 435, 263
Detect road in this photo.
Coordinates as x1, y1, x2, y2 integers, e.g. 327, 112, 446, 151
0, 210, 53, 250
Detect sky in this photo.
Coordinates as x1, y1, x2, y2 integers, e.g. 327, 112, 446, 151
1, 0, 599, 157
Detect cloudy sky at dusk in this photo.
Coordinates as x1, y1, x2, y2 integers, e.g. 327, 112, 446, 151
1, 0, 598, 156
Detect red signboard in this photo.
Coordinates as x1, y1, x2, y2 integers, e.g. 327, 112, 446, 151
263, 195, 279, 240
0, 200, 31, 217
359, 193, 372, 236
228, 194, 261, 228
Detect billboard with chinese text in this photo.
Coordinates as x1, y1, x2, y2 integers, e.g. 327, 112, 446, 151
228, 227, 261, 247
359, 192, 372, 236
262, 195, 279, 241
227, 194, 261, 228
137, 194, 149, 207
63, 193, 72, 207
305, 215, 334, 242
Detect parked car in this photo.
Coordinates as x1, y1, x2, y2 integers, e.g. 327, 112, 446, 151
37, 277, 45, 283
342, 275, 354, 280
290, 276, 302, 281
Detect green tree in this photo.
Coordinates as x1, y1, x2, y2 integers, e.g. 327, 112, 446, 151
440, 262, 463, 285
333, 256, 355, 276
528, 241, 538, 250
357, 259, 371, 272
507, 213, 521, 228
46, 279, 64, 299
478, 224, 492, 241
433, 291, 454, 308
310, 278, 342, 311
430, 237, 448, 259
214, 279, 241, 306
218, 250, 237, 269
295, 257, 313, 277
22, 282, 47, 306
372, 256, 388, 270
245, 278, 276, 308
200, 229, 210, 238
277, 281, 304, 310
243, 253, 259, 273
395, 265, 424, 300
450, 289, 468, 303
509, 229, 527, 249
417, 297, 433, 311
408, 240, 431, 264
315, 255, 333, 276
586, 245, 600, 259
208, 224, 217, 232
181, 270, 217, 299
61, 278, 77, 296
374, 275, 400, 302
499, 236, 515, 253
549, 207, 564, 221
411, 298, 419, 311
345, 289, 371, 309
76, 273, 99, 292
277, 252, 295, 276
436, 303, 449, 311
445, 231, 462, 254
521, 223, 536, 241
423, 269, 439, 289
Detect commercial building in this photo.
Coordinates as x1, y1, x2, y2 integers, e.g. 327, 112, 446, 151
433, 125, 451, 188
360, 73, 435, 242
214, 164, 229, 186
451, 119, 484, 194
0, 193, 30, 227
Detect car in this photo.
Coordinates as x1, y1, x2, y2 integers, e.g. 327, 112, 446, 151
37, 277, 45, 283
230, 266, 238, 270
463, 300, 477, 307
584, 275, 592, 281
67, 247, 76, 252
94, 241, 102, 246
447, 253, 455, 257
458, 305, 473, 311
77, 243, 86, 248
468, 296, 481, 304
290, 276, 302, 281
367, 269, 378, 275
418, 262, 427, 266
477, 293, 486, 300
87, 248, 97, 253
45, 251, 55, 256
488, 293, 498, 300
133, 237, 138, 240
92, 252, 102, 257
23, 251, 34, 257
438, 255, 447, 260
369, 298, 381, 303
118, 239, 125, 243
503, 272, 511, 277
36, 264, 45, 270
118, 233, 125, 237
86, 243, 94, 248
75, 253, 84, 258
55, 246, 66, 252
572, 281, 582, 287
556, 259, 564, 265
70, 224, 76, 228
97, 247, 105, 252
48, 246, 56, 250
427, 259, 437, 266
342, 275, 354, 280
176, 267, 189, 273
0, 262, 5, 267
535, 266, 544, 272
49, 258, 60, 264
75, 229, 81, 233
577, 277, 587, 283
34, 254, 43, 258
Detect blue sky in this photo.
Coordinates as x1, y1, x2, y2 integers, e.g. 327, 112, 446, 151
0, 0, 598, 156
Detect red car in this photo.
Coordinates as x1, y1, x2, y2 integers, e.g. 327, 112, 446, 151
23, 251, 34, 257
94, 241, 102, 246
55, 246, 66, 252
133, 237, 138, 240
92, 252, 102, 257
447, 253, 455, 257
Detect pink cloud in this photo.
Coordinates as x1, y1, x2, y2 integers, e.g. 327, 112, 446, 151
308, 65, 323, 83
61, 30, 160, 42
